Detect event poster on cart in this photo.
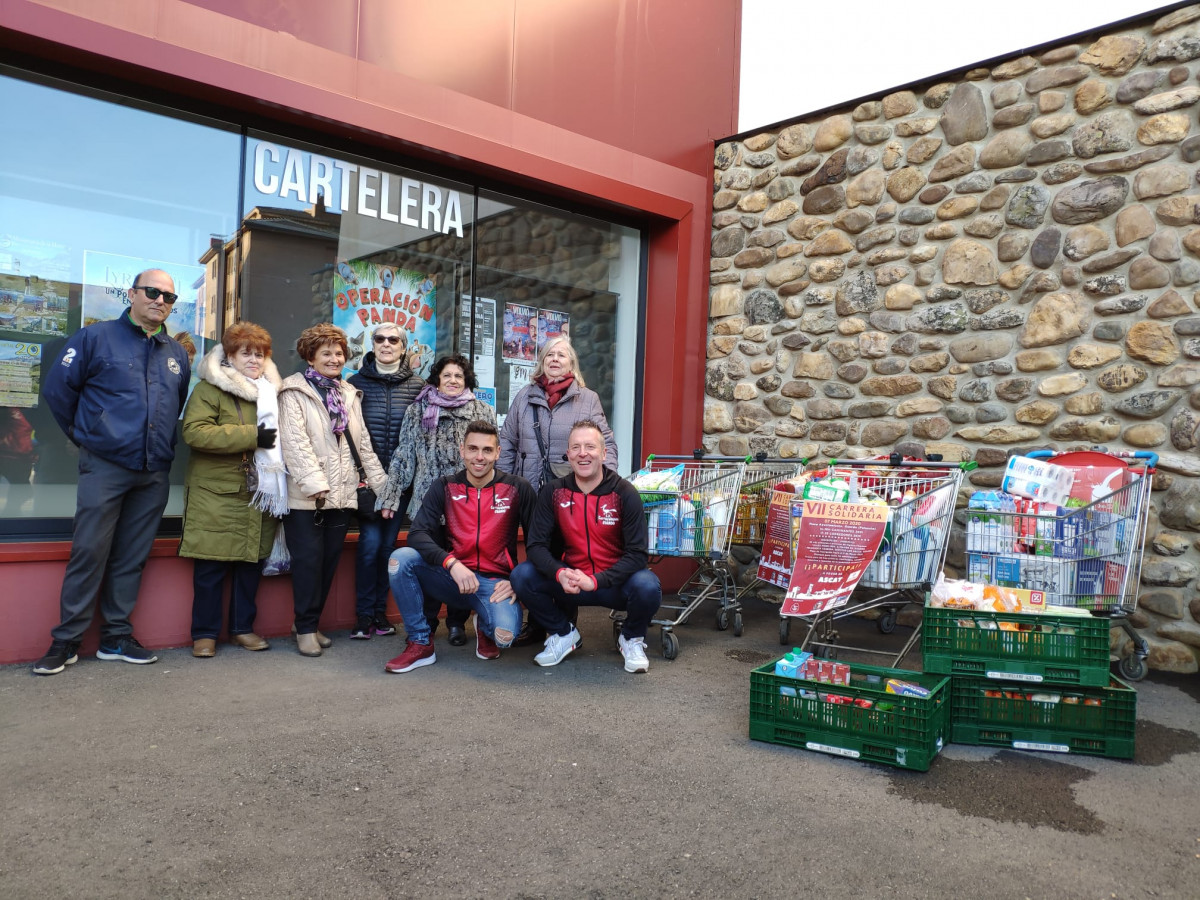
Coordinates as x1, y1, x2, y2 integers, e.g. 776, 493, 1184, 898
756, 490, 798, 589
781, 501, 887, 617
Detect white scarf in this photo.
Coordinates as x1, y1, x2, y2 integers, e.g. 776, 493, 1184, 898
250, 376, 289, 517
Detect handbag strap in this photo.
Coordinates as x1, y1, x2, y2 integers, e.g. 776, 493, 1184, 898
234, 397, 250, 467
531, 404, 550, 468
344, 430, 367, 481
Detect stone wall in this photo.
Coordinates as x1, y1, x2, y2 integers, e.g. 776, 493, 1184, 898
708, 4, 1200, 674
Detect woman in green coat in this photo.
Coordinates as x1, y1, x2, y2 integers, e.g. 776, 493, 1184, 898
180, 322, 287, 657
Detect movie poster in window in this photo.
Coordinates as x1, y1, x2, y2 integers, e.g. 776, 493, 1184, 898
0, 339, 42, 409
502, 303, 537, 364
535, 309, 570, 353
333, 262, 436, 380
80, 251, 205, 335
0, 236, 72, 338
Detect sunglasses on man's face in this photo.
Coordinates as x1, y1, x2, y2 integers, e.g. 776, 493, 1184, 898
134, 286, 178, 304
374, 335, 403, 345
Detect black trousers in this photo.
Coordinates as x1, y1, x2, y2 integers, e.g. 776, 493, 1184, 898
284, 507, 351, 633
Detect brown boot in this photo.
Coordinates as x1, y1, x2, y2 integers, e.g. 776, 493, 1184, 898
192, 639, 216, 658
231, 632, 269, 651
296, 632, 323, 657
292, 625, 332, 649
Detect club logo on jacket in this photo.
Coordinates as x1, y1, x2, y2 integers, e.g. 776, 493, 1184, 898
492, 496, 511, 513
60, 348, 76, 367
598, 500, 619, 526
167, 357, 181, 375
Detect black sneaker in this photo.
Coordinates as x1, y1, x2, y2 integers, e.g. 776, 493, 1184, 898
32, 640, 80, 676
447, 625, 467, 646
350, 616, 373, 640
373, 615, 397, 637
96, 635, 158, 665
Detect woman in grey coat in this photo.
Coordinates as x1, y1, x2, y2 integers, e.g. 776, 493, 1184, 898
498, 336, 617, 493
498, 336, 617, 644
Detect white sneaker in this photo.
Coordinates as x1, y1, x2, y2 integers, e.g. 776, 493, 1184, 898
534, 627, 581, 667
618, 634, 650, 673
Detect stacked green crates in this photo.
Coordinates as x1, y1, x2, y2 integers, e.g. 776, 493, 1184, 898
920, 606, 1136, 759
749, 660, 950, 771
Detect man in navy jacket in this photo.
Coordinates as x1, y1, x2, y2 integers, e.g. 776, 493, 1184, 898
33, 269, 191, 675
510, 419, 661, 674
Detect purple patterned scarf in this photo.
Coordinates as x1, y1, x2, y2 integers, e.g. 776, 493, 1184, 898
416, 383, 475, 431
304, 366, 348, 435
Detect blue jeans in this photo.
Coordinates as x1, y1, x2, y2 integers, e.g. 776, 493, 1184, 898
387, 547, 523, 646
509, 561, 661, 640
354, 513, 404, 619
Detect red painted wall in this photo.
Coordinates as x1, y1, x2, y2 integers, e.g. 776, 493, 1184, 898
0, 0, 739, 663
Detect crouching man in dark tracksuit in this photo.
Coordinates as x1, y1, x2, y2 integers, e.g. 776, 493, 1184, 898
510, 419, 661, 673
383, 420, 537, 673
33, 269, 191, 675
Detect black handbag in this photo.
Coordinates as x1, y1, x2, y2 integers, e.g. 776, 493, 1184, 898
345, 433, 377, 519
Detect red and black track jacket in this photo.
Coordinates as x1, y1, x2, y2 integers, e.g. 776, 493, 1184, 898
526, 468, 648, 589
407, 469, 537, 577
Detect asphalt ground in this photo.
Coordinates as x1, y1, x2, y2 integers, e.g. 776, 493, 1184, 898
1, 597, 1198, 900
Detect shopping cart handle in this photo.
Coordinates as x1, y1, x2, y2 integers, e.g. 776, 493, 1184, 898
1025, 447, 1158, 469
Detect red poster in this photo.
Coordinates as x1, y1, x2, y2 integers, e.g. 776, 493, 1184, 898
756, 489, 799, 589
781, 501, 888, 617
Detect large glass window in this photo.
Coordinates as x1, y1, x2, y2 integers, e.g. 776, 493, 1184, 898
0, 68, 643, 535
0, 69, 241, 523
472, 192, 641, 473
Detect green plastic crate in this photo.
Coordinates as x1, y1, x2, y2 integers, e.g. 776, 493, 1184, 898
749, 659, 950, 771
949, 674, 1136, 759
921, 606, 1112, 687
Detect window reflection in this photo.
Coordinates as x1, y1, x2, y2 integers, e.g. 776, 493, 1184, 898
235, 134, 474, 384
0, 70, 241, 521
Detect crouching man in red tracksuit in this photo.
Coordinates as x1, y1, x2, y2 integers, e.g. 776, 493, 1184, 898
510, 419, 661, 673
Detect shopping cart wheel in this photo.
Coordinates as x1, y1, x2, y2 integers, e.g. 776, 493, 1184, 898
878, 610, 897, 635
733, 612, 744, 637
1118, 654, 1147, 682
716, 609, 730, 631
815, 643, 838, 660
662, 631, 679, 660
779, 617, 791, 645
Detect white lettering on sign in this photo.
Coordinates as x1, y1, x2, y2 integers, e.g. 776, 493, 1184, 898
251, 141, 464, 237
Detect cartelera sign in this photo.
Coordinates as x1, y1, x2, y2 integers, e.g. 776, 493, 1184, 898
251, 141, 465, 237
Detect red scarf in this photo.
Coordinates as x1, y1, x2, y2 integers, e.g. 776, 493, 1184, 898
536, 374, 574, 409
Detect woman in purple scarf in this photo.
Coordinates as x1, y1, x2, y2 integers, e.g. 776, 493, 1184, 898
377, 354, 495, 642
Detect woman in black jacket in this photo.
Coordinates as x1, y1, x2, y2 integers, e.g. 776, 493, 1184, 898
347, 323, 424, 639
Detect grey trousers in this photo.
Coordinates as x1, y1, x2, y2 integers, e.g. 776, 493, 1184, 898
51, 448, 171, 643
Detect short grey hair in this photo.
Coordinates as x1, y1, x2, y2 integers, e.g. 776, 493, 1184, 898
371, 322, 407, 348
532, 336, 584, 388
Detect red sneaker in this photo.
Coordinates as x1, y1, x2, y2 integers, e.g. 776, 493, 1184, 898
475, 623, 500, 660
384, 640, 436, 673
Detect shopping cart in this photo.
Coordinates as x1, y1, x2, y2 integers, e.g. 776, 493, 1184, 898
732, 454, 808, 550
621, 453, 747, 659
781, 456, 970, 667
963, 448, 1156, 681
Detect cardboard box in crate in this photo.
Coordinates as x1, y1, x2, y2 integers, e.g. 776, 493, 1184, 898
949, 675, 1136, 759
749, 660, 949, 771
922, 606, 1111, 687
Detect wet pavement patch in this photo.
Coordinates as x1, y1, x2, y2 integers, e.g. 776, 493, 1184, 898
1145, 672, 1200, 704
725, 648, 774, 665
1133, 719, 1200, 766
887, 751, 1103, 834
